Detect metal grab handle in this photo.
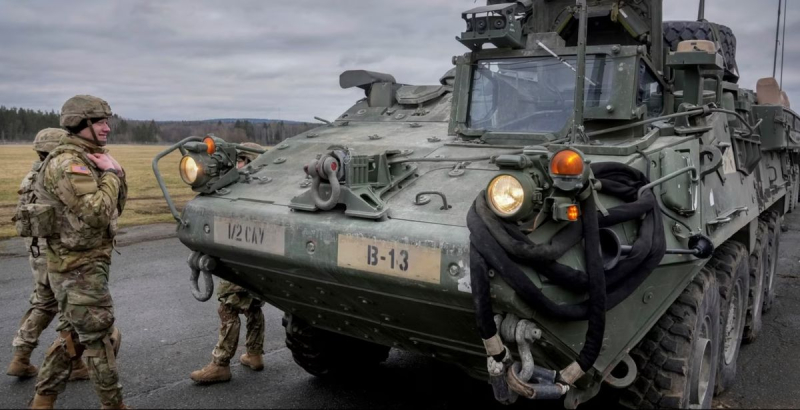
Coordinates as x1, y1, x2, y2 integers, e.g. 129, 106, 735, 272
151, 136, 203, 225
415, 191, 452, 210
637, 166, 698, 199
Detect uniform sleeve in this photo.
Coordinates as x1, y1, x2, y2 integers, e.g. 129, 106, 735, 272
45, 154, 121, 229
117, 173, 128, 215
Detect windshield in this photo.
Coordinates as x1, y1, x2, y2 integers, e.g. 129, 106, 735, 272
468, 55, 614, 134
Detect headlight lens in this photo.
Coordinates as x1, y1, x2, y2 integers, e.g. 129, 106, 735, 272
180, 155, 200, 185
488, 175, 525, 216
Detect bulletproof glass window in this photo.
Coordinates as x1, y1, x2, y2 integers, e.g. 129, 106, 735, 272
637, 61, 663, 118
468, 55, 614, 134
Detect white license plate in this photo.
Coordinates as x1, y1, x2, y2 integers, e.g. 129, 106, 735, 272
213, 216, 285, 255
337, 235, 441, 284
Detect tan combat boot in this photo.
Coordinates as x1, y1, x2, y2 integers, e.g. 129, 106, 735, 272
7, 350, 37, 378
29, 393, 56, 409
189, 361, 231, 384
69, 358, 89, 381
240, 352, 264, 371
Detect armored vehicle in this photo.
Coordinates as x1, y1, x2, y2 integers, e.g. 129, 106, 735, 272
154, 0, 798, 407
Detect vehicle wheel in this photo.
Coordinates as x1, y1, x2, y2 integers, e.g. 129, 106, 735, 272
663, 21, 738, 82
761, 211, 781, 312
621, 267, 720, 408
282, 313, 390, 377
707, 241, 749, 395
743, 221, 768, 343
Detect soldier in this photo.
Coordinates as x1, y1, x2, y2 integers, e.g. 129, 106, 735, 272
7, 128, 90, 382
29, 95, 128, 409
190, 142, 266, 384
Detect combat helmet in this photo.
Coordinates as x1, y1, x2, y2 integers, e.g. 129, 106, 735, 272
60, 95, 112, 128
33, 128, 68, 153
237, 142, 265, 163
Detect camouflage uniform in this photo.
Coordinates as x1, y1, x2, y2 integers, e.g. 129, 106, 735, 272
33, 96, 128, 409
7, 128, 93, 382
211, 281, 265, 365
191, 143, 266, 384
12, 162, 59, 355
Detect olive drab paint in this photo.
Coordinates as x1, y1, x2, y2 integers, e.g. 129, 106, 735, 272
154, 1, 797, 407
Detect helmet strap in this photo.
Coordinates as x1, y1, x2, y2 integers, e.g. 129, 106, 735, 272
85, 116, 104, 146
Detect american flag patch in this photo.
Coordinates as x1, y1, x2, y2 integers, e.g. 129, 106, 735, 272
69, 164, 90, 175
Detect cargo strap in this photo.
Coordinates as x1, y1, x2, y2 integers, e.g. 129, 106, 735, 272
46, 331, 77, 358
84, 328, 120, 371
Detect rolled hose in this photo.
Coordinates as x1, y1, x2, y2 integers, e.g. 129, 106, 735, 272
468, 162, 666, 373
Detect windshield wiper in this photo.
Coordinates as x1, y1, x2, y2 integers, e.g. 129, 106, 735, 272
535, 41, 597, 86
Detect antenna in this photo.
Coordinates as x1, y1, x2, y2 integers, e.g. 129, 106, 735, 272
697, 0, 705, 20
780, 0, 788, 89
773, 0, 782, 78
571, 0, 588, 142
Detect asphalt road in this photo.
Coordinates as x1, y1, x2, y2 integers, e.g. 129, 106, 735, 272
0, 215, 798, 409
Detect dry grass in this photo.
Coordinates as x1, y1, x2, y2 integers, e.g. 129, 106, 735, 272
0, 144, 197, 239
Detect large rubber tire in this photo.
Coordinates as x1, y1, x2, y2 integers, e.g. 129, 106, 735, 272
621, 267, 720, 408
743, 221, 768, 344
282, 313, 390, 377
761, 211, 781, 312
708, 241, 749, 395
663, 21, 738, 82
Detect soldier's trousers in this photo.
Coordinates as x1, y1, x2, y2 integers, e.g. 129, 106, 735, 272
35, 262, 123, 407
211, 295, 265, 366
12, 251, 58, 353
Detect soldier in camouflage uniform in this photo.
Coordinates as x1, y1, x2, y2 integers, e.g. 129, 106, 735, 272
190, 142, 267, 384
7, 128, 90, 383
30, 95, 128, 409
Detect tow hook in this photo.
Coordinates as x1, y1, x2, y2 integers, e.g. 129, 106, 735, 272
187, 251, 216, 302
485, 314, 570, 404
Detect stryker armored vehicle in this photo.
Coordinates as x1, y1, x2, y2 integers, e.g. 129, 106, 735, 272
154, 0, 799, 407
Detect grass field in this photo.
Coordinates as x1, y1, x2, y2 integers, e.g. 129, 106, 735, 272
0, 144, 197, 239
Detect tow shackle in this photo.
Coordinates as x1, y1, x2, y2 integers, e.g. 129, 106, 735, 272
305, 152, 344, 211
187, 251, 215, 302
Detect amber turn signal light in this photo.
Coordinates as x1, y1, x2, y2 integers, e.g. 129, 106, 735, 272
203, 136, 216, 155
550, 149, 584, 176
566, 204, 580, 221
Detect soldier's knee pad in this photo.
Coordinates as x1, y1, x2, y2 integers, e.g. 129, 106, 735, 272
84, 327, 121, 371
109, 327, 121, 357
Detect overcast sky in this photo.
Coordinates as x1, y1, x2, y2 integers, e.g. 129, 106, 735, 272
0, 0, 797, 122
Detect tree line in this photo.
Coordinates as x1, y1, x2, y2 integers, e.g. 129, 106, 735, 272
0, 106, 319, 146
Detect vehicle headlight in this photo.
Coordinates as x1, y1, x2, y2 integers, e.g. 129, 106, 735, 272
488, 175, 524, 215
486, 174, 535, 220
180, 155, 201, 185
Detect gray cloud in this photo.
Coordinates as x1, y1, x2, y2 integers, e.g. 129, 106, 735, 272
0, 0, 797, 122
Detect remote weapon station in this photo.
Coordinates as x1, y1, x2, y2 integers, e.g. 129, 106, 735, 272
154, 0, 799, 407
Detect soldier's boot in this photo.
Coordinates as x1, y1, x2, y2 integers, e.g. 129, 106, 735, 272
190, 362, 231, 384
239, 353, 264, 371
29, 393, 56, 409
7, 350, 37, 378
68, 358, 89, 381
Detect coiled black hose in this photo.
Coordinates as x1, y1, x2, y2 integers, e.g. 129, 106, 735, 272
468, 162, 666, 372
